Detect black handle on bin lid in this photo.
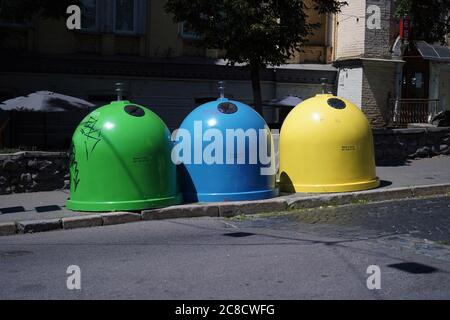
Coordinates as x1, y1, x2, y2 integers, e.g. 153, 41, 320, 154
327, 98, 346, 110
124, 105, 145, 117
218, 102, 238, 114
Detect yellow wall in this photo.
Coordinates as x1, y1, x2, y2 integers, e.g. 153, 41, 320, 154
5, 1, 330, 63
304, 0, 327, 46
148, 0, 183, 57
36, 18, 77, 54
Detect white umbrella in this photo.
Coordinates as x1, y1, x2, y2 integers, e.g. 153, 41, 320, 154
0, 91, 95, 112
263, 95, 303, 108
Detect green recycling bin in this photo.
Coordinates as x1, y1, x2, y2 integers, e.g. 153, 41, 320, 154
66, 100, 182, 212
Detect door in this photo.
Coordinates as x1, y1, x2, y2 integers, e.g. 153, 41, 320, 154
440, 69, 450, 111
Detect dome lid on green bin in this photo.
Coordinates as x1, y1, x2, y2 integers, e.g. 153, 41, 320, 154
66, 100, 182, 212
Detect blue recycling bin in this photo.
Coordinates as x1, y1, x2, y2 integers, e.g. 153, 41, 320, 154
174, 97, 278, 202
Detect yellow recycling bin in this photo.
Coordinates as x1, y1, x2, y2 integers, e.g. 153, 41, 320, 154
279, 94, 380, 193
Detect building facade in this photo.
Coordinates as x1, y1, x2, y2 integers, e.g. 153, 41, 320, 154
0, 0, 336, 129
3, 0, 447, 130
333, 0, 450, 128
332, 0, 403, 128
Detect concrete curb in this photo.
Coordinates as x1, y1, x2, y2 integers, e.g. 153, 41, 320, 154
1, 183, 449, 237
0, 222, 17, 236
218, 198, 288, 217
62, 215, 103, 230
143, 204, 219, 220
286, 187, 415, 210
17, 219, 63, 234
101, 212, 141, 226
8, 212, 143, 236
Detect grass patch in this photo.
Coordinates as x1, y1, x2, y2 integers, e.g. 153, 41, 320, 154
226, 214, 249, 222
435, 240, 450, 246
0, 148, 21, 154
226, 210, 292, 221
350, 198, 370, 205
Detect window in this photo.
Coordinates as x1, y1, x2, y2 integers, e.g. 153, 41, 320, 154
114, 0, 137, 33
0, 0, 28, 27
180, 22, 200, 39
73, 0, 146, 35
80, 0, 98, 31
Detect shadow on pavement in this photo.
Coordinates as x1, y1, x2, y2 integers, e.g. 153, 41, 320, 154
387, 262, 439, 274
35, 205, 62, 213
379, 180, 393, 188
0, 206, 26, 214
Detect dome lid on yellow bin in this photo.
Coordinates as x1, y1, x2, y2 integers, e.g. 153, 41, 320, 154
279, 94, 380, 193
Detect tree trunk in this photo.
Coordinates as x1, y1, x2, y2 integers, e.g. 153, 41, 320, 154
250, 63, 263, 116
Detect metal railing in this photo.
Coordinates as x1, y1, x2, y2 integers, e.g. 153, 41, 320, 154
389, 99, 441, 127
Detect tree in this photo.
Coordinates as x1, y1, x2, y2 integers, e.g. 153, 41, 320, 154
395, 0, 450, 44
165, 0, 345, 115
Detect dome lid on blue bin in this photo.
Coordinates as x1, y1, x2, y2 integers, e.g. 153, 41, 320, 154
175, 82, 278, 202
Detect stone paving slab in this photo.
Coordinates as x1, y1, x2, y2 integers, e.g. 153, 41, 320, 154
0, 190, 75, 223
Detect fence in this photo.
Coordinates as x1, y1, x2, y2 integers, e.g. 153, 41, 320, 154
388, 99, 441, 128
0, 109, 95, 150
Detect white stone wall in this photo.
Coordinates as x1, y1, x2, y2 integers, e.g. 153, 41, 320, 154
337, 67, 363, 108
335, 0, 366, 59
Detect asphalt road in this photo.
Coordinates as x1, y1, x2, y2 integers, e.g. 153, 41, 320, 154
0, 197, 449, 300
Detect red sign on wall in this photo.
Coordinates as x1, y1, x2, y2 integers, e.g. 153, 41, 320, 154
400, 16, 412, 40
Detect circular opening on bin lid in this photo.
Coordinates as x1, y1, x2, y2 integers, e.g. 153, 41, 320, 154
124, 105, 145, 117
327, 98, 346, 110
218, 102, 238, 114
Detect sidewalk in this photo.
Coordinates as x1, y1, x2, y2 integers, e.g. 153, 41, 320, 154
1, 156, 449, 233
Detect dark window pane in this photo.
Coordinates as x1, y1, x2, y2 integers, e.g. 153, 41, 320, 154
115, 0, 135, 32
81, 0, 97, 30
182, 22, 199, 38
0, 0, 27, 25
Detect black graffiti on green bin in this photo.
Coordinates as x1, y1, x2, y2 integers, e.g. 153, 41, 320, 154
69, 142, 80, 192
80, 116, 102, 161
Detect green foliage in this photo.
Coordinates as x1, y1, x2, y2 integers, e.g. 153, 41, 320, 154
165, 0, 345, 68
165, 0, 345, 114
395, 0, 450, 44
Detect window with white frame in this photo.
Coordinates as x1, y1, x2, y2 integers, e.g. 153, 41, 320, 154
180, 21, 200, 39
114, 0, 138, 33
80, 0, 98, 31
